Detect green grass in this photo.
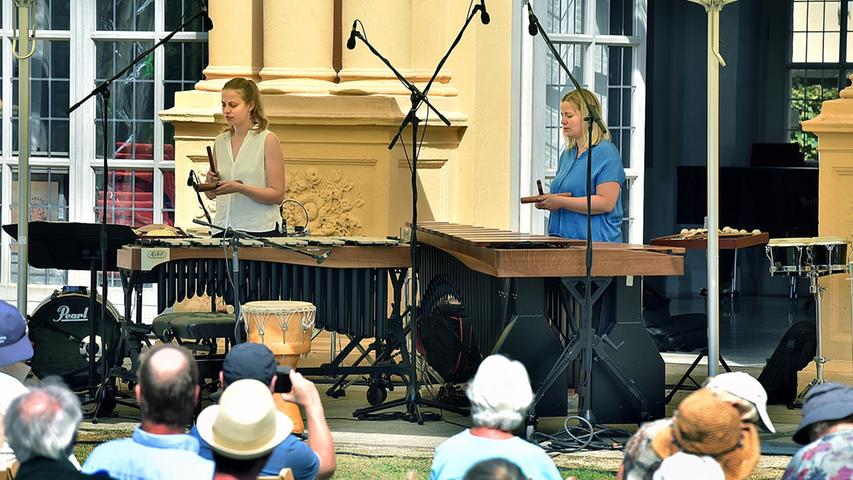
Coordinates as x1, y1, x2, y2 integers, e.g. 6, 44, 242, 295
73, 430, 617, 479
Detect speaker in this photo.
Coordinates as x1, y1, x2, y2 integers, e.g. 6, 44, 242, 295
584, 322, 666, 423
491, 314, 567, 417
581, 278, 665, 423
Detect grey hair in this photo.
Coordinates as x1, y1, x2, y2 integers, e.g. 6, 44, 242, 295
4, 380, 82, 462
466, 355, 533, 431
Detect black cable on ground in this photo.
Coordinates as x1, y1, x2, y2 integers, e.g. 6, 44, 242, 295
532, 415, 631, 454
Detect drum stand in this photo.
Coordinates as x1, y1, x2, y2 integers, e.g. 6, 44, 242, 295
795, 271, 828, 404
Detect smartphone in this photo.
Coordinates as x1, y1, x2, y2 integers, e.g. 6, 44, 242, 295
274, 365, 293, 393
536, 179, 544, 195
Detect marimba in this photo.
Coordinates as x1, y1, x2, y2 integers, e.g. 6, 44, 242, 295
117, 235, 411, 397
117, 236, 409, 339
416, 222, 684, 422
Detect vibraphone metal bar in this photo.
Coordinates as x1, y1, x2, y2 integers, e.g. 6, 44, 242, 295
117, 236, 412, 399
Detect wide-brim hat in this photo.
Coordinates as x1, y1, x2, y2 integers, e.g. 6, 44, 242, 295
652, 389, 760, 480
793, 383, 853, 445
196, 379, 292, 459
706, 372, 775, 433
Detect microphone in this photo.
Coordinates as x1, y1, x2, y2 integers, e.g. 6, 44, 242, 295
346, 20, 358, 50
526, 1, 538, 36
479, 0, 491, 24
201, 0, 214, 31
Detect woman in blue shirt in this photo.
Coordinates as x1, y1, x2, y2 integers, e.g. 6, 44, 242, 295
536, 89, 625, 242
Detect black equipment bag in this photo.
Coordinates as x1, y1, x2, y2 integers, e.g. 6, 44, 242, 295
758, 320, 816, 405
416, 303, 482, 384
642, 285, 707, 352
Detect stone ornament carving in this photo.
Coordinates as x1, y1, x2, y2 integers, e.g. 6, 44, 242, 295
283, 168, 364, 235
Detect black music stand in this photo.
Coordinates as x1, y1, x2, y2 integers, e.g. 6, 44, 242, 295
3, 221, 137, 415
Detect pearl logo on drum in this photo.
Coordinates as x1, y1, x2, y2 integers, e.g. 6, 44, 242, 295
54, 304, 88, 322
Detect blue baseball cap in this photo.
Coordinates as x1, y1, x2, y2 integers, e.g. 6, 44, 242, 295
793, 383, 853, 444
222, 342, 277, 386
0, 300, 33, 366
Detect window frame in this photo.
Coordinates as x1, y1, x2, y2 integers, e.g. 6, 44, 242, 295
0, 1, 206, 291
518, 0, 647, 244
788, 0, 853, 161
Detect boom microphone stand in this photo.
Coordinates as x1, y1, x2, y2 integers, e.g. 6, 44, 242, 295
348, 3, 489, 423
68, 7, 212, 418
524, 0, 646, 431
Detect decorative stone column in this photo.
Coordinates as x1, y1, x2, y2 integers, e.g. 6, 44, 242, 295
195, 0, 264, 91
258, 0, 337, 94
336, 0, 416, 95
801, 74, 853, 385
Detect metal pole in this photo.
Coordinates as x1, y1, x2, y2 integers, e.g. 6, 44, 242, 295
705, 6, 721, 377
689, 0, 737, 376
14, 0, 36, 313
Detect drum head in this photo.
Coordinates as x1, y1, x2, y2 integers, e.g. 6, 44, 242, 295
28, 292, 120, 388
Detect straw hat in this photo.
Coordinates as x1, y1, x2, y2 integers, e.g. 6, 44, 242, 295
196, 379, 292, 459
651, 388, 759, 480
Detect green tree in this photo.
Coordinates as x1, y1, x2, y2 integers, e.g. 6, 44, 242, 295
790, 82, 839, 162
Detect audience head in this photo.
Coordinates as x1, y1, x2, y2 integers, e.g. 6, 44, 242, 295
466, 355, 533, 432
137, 343, 199, 427
4, 379, 81, 463
222, 342, 277, 388
792, 382, 853, 445
652, 452, 724, 480
652, 388, 759, 480
196, 379, 292, 478
463, 458, 526, 480
705, 371, 775, 433
0, 300, 33, 367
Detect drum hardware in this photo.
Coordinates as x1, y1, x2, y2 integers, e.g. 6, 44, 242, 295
767, 237, 851, 404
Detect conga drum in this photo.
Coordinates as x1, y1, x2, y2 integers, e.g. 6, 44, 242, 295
242, 300, 316, 434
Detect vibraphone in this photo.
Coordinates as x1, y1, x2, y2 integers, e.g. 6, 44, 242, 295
117, 235, 411, 395
416, 222, 685, 422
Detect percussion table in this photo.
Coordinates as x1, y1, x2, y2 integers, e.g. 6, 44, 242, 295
651, 232, 770, 300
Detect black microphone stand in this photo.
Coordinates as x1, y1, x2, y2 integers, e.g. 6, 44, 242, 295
67, 8, 210, 419
524, 1, 647, 434
349, 5, 487, 423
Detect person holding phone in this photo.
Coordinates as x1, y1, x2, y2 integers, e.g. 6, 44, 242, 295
535, 88, 625, 243
203, 78, 285, 236
189, 343, 337, 480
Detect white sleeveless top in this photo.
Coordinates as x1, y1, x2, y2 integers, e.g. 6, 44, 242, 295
212, 129, 280, 233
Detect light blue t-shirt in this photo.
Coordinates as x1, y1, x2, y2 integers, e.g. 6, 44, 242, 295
429, 430, 562, 480
547, 140, 625, 242
81, 426, 214, 480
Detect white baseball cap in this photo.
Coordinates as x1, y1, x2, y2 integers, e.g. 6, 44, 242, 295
706, 371, 775, 433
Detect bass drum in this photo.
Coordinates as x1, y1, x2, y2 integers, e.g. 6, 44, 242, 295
28, 287, 121, 388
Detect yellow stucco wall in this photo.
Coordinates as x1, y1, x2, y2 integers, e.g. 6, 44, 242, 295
162, 0, 515, 236
801, 77, 853, 385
